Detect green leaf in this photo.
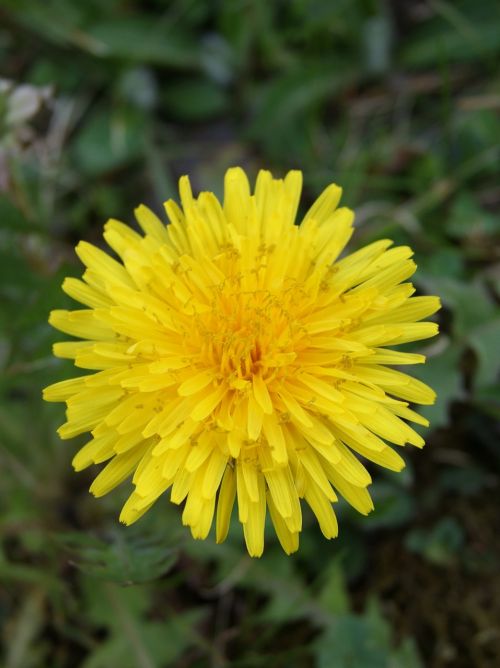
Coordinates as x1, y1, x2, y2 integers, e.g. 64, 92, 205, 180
406, 518, 465, 566
363, 13, 393, 74
3, 0, 88, 47
2, 588, 47, 668
401, 2, 500, 68
86, 18, 200, 67
57, 529, 177, 584
0, 197, 37, 232
317, 559, 350, 615
411, 342, 463, 429
81, 582, 204, 668
446, 192, 499, 239
162, 78, 229, 121
72, 105, 148, 176
417, 247, 465, 281
250, 62, 355, 136
117, 67, 158, 110
362, 481, 415, 530
315, 598, 423, 668
473, 384, 500, 419
434, 278, 494, 338
438, 467, 492, 496
468, 318, 500, 388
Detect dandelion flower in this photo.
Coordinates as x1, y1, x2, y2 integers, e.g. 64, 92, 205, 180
44, 168, 440, 556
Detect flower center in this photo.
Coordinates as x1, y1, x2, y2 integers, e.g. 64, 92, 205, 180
194, 285, 303, 389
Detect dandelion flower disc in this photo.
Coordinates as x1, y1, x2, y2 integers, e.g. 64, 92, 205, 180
44, 168, 440, 556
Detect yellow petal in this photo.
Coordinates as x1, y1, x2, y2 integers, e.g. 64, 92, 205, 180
267, 491, 299, 554
202, 449, 228, 499
262, 413, 287, 464
191, 385, 226, 422
242, 474, 266, 557
89, 442, 150, 497
304, 484, 338, 539
216, 466, 236, 543
134, 204, 169, 243
252, 373, 273, 414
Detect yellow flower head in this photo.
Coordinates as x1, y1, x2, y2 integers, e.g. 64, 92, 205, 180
44, 167, 440, 556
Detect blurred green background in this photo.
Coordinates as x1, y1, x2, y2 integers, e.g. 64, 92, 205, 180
1, 1, 499, 666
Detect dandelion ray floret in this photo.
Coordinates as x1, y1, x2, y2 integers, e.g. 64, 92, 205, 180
44, 167, 440, 556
